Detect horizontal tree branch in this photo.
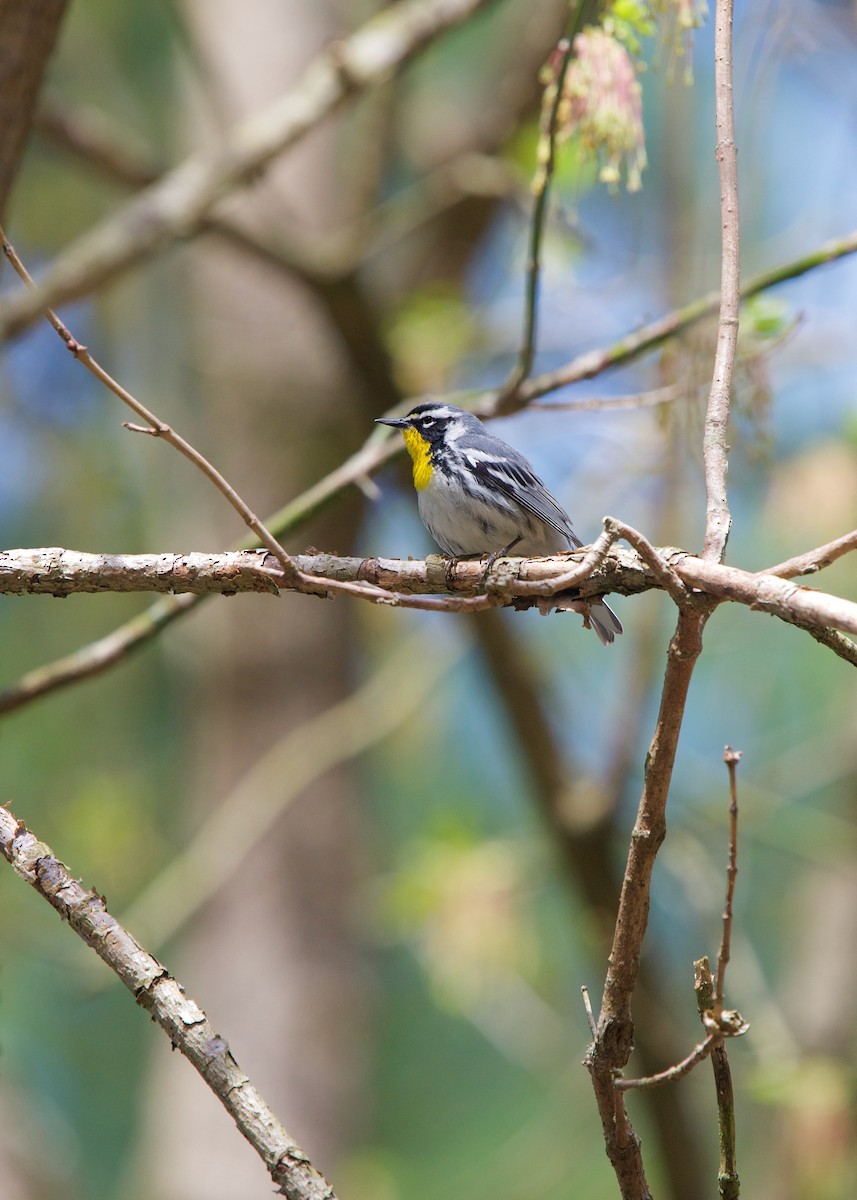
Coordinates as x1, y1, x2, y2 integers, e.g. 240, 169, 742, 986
0, 805, 337, 1200
2, 541, 857, 638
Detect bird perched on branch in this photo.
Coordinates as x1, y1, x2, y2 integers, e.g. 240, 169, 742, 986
376, 402, 622, 645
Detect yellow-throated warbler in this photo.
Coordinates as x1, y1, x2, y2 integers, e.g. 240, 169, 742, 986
376, 403, 623, 645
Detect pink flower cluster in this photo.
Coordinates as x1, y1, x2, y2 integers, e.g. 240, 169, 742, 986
558, 27, 647, 192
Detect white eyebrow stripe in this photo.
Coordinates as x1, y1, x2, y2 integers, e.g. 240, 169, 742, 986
414, 405, 457, 421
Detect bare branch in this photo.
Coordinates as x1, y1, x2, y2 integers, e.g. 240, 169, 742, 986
762, 529, 857, 579
504, 228, 857, 410
695, 958, 741, 1200
585, 605, 710, 1200
617, 1034, 719, 1092
502, 34, 575, 399
0, 806, 338, 1200
670, 554, 857, 639
702, 0, 740, 563
3, 542, 857, 637
716, 747, 742, 1013
0, 226, 300, 585
530, 383, 684, 413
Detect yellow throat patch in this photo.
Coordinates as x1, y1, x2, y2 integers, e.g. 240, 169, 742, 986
402, 427, 434, 490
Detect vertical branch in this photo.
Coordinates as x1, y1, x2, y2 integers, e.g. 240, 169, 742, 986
695, 746, 745, 1199
586, 603, 708, 1200
702, 0, 740, 563
715, 746, 741, 1012
475, 606, 714, 1200
584, 9, 742, 1179
501, 33, 575, 402
695, 958, 741, 1200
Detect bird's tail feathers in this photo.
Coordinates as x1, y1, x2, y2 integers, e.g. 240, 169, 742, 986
546, 595, 623, 645
587, 600, 623, 646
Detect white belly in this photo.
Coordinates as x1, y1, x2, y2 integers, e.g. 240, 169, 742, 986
417, 470, 568, 557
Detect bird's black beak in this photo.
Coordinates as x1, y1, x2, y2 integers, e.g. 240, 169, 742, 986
375, 416, 410, 429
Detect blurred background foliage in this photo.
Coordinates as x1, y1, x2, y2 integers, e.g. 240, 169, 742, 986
1, 1, 857, 1198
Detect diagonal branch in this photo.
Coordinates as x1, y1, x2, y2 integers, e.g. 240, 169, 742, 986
509, 229, 857, 410
0, 805, 338, 1200
762, 529, 857, 579
0, 225, 300, 586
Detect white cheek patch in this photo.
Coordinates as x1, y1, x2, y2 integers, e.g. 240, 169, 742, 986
412, 405, 456, 422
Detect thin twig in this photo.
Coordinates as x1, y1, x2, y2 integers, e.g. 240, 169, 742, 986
603, 518, 691, 607
509, 227, 857, 410
716, 747, 741, 1013
702, 0, 740, 562
530, 384, 684, 413
0, 225, 300, 585
0, 806, 337, 1200
695, 957, 741, 1200
293, 571, 501, 613
581, 986, 597, 1037
502, 35, 575, 400
506, 525, 620, 597
617, 1034, 718, 1091
762, 529, 857, 579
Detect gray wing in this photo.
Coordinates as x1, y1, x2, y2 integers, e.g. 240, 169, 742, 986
462, 443, 583, 549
